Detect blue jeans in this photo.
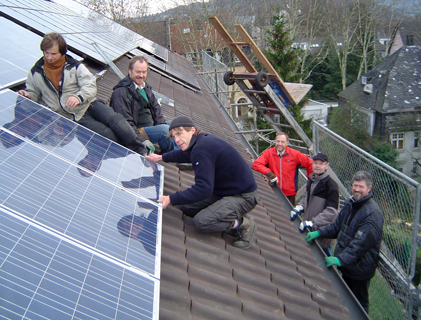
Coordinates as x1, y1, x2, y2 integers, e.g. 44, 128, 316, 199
143, 122, 178, 153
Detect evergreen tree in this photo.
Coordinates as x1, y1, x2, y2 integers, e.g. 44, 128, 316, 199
264, 14, 302, 83
262, 13, 312, 140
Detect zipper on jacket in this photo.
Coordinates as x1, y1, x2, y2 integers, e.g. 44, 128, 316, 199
41, 64, 75, 121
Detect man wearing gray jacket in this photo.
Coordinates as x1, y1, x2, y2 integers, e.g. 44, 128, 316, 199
17, 32, 147, 155
290, 153, 339, 256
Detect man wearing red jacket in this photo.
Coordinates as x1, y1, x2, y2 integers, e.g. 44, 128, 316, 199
252, 132, 313, 205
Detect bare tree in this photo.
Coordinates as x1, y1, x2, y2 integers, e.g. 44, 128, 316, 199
81, 0, 149, 24
167, 0, 247, 58
353, 0, 402, 80
276, 0, 331, 83
324, 0, 361, 90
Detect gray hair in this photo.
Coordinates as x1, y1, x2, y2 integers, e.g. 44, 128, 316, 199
352, 171, 373, 187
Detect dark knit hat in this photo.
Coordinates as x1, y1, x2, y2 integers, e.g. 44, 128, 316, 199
169, 115, 195, 131
313, 153, 328, 162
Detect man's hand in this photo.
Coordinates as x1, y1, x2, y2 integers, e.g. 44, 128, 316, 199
66, 96, 81, 108
17, 90, 31, 99
299, 220, 313, 232
325, 256, 341, 267
142, 140, 156, 154
146, 153, 162, 162
306, 231, 320, 243
290, 205, 304, 221
265, 171, 278, 185
157, 195, 171, 209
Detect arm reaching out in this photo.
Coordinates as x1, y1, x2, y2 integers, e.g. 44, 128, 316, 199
146, 153, 163, 162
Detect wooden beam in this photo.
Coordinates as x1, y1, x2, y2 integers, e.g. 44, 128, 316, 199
234, 24, 297, 105
208, 16, 256, 73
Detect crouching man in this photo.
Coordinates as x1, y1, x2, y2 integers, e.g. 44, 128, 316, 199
146, 115, 260, 249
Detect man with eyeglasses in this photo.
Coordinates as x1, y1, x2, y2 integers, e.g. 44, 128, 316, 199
110, 56, 177, 154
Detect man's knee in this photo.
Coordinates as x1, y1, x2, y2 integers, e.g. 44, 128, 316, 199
193, 214, 216, 232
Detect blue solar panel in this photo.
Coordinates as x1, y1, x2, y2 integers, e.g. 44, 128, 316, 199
0, 0, 169, 64
0, 89, 162, 319
0, 17, 42, 89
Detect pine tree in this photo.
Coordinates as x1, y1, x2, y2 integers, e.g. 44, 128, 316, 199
263, 13, 312, 139
264, 14, 302, 83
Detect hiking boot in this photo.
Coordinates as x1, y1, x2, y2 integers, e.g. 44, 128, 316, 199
232, 215, 257, 250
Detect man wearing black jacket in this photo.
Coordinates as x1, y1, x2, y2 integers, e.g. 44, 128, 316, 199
146, 115, 260, 249
306, 171, 384, 313
110, 56, 177, 154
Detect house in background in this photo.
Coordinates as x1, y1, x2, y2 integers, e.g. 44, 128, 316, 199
0, 0, 363, 319
338, 45, 421, 177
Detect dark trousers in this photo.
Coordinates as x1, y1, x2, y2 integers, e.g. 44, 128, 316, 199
180, 191, 259, 233
286, 195, 296, 206
77, 100, 146, 154
343, 275, 370, 314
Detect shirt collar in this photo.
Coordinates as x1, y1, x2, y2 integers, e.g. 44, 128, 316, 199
277, 149, 286, 157
134, 81, 146, 90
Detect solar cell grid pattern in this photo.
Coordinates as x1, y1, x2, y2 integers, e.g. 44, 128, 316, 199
0, 89, 162, 319
0, 0, 168, 63
0, 17, 42, 89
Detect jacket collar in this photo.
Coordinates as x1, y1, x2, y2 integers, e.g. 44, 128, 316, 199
31, 54, 79, 75
113, 75, 151, 101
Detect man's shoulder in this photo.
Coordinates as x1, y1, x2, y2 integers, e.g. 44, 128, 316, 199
65, 55, 80, 67
324, 175, 339, 188
367, 198, 382, 214
30, 57, 45, 75
287, 146, 309, 158
259, 146, 276, 156
194, 134, 231, 152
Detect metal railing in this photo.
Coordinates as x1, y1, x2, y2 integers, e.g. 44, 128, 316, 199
200, 51, 230, 109
313, 120, 421, 320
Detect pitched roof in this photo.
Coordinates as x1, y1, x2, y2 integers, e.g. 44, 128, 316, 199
338, 46, 421, 114
95, 53, 357, 319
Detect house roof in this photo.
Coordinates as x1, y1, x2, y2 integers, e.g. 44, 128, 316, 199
0, 0, 364, 319
96, 54, 357, 320
338, 45, 421, 114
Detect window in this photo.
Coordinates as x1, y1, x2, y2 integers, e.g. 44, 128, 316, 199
391, 133, 404, 149
414, 132, 420, 148
407, 35, 414, 46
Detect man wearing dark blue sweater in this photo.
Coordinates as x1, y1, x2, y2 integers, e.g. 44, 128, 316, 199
146, 115, 259, 249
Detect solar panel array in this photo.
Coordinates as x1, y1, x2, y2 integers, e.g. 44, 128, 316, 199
0, 17, 42, 89
52, 0, 169, 62
0, 89, 163, 319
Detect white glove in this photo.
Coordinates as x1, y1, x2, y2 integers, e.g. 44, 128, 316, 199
266, 171, 278, 185
299, 220, 313, 232
290, 205, 303, 221
269, 176, 278, 185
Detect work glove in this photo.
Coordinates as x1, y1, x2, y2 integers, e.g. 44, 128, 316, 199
325, 256, 341, 267
265, 171, 278, 185
299, 220, 313, 232
290, 205, 304, 221
142, 140, 155, 154
306, 231, 320, 243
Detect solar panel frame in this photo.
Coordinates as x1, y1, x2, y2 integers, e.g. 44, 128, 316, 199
0, 89, 163, 319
